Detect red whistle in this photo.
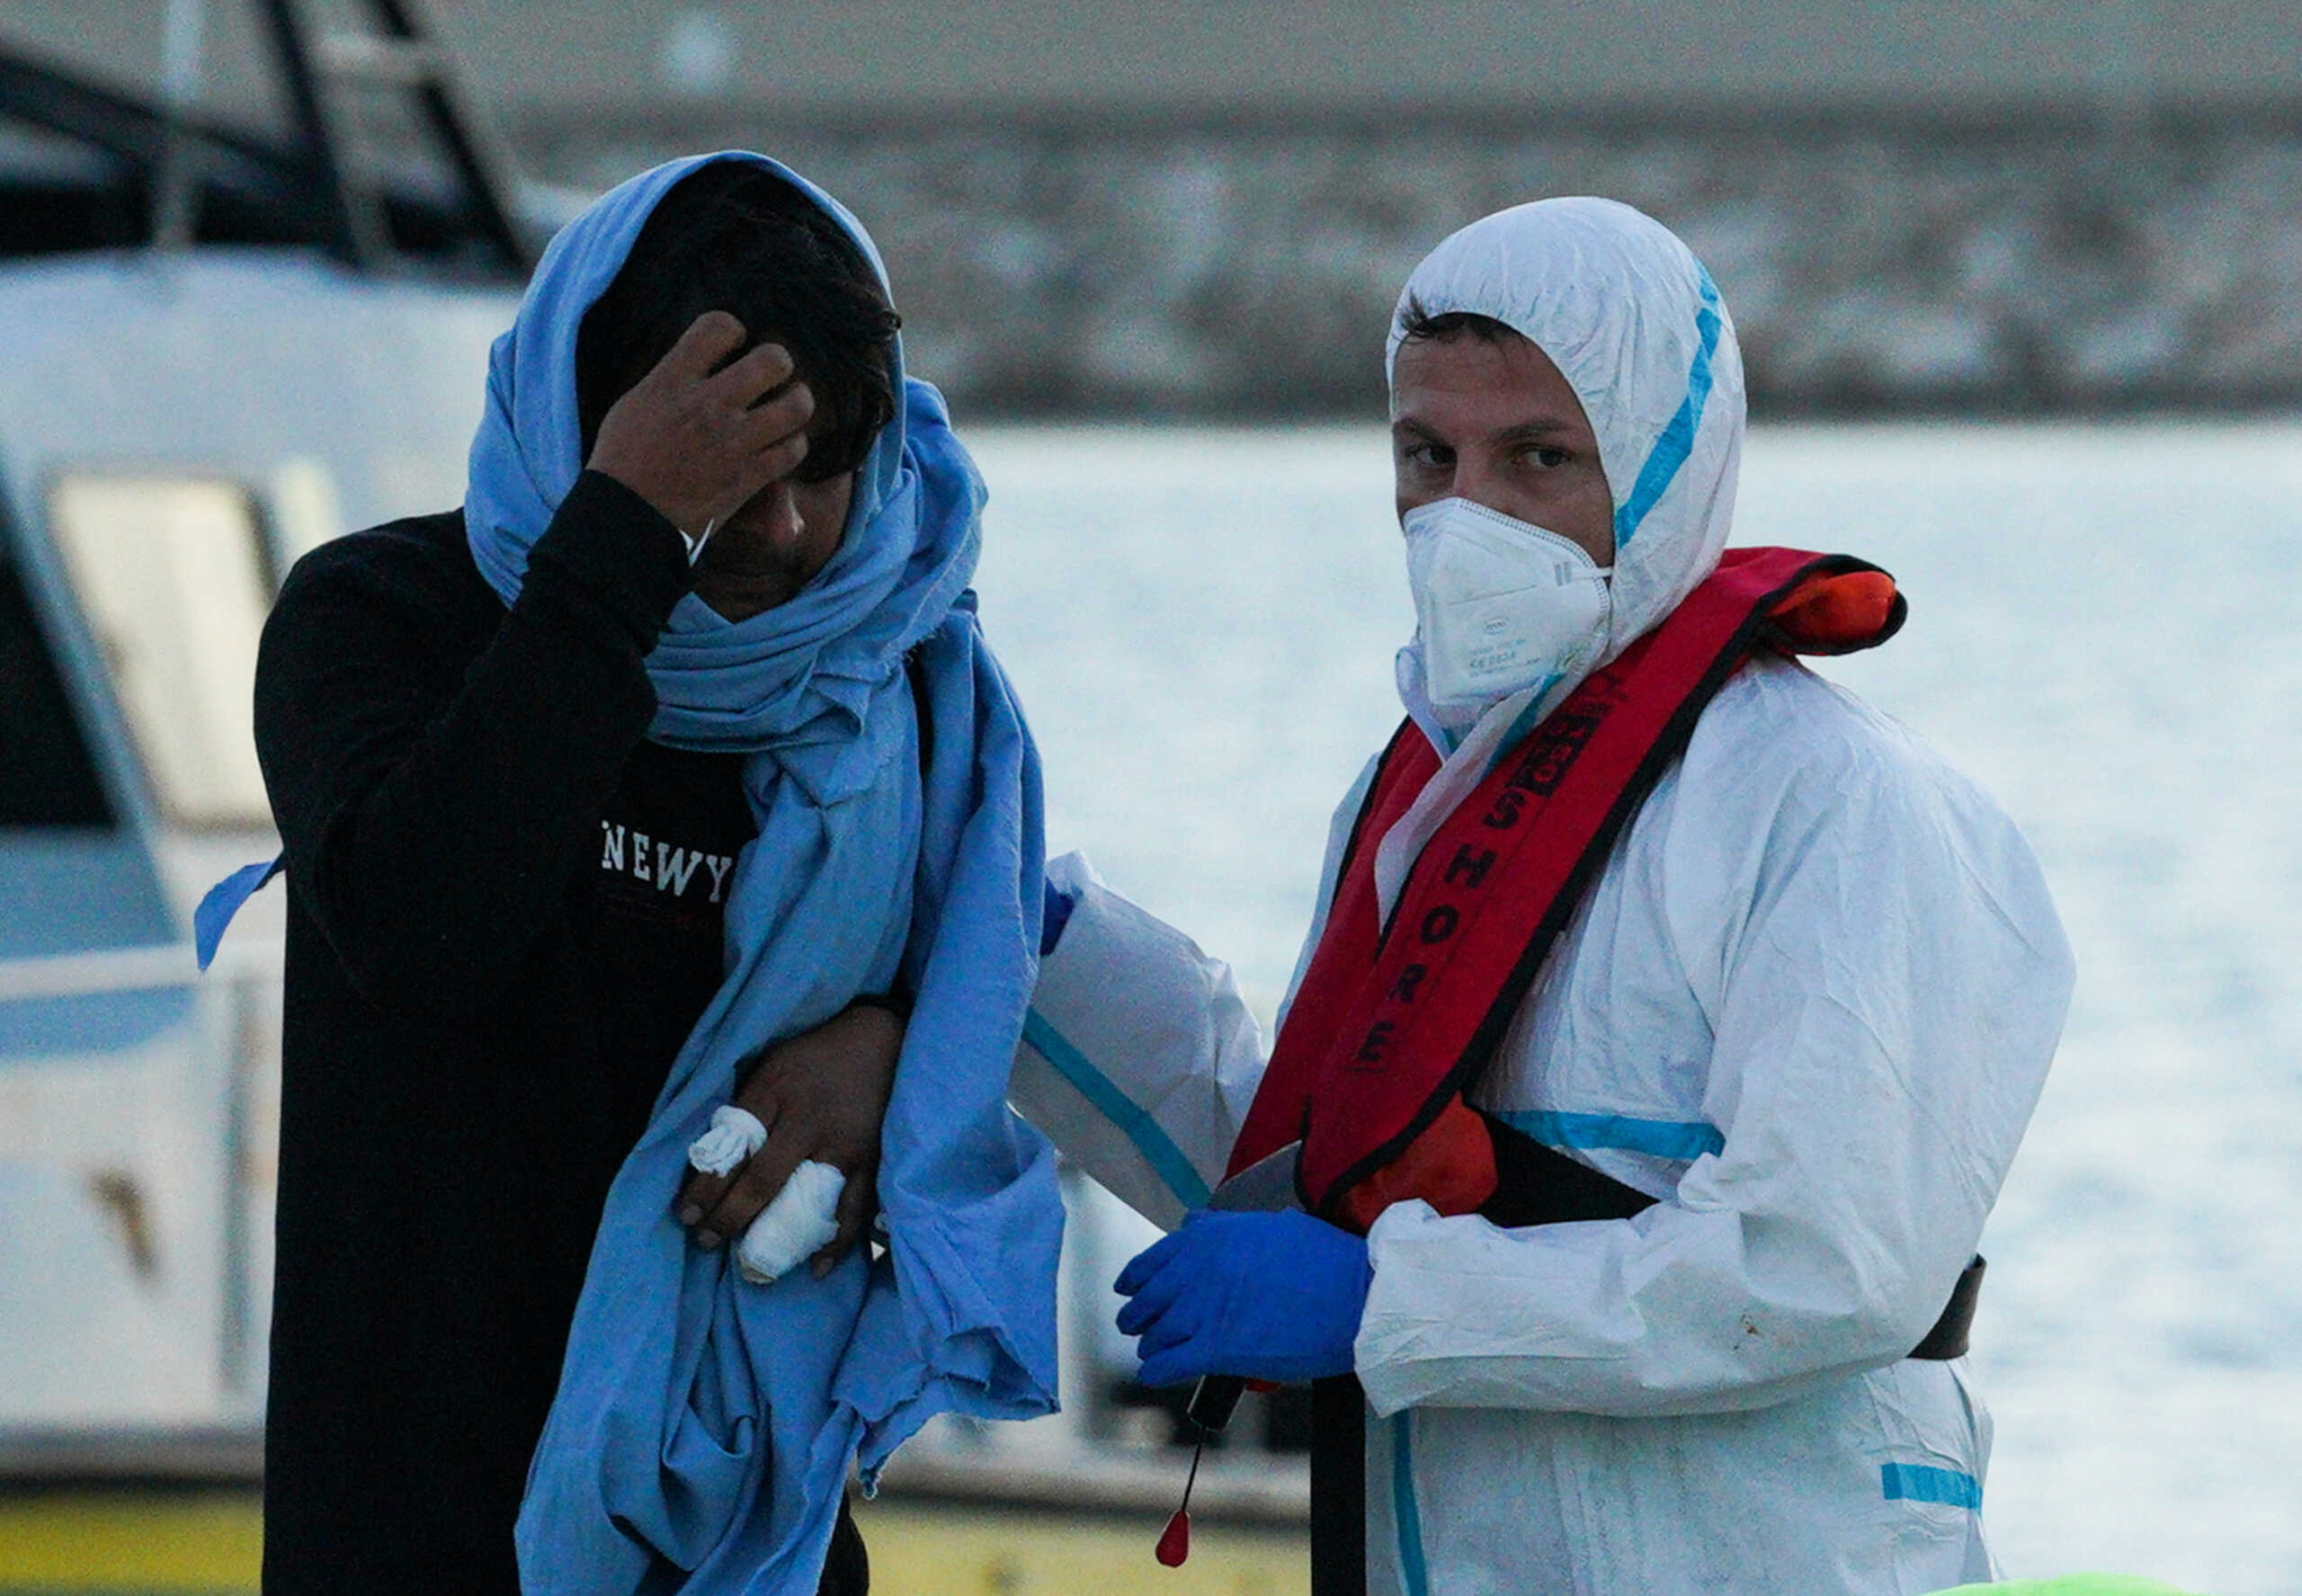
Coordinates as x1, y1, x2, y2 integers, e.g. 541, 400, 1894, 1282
1155, 1431, 1207, 1567
1155, 1507, 1191, 1566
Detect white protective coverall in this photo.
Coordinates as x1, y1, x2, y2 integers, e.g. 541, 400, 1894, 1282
1011, 199, 2075, 1595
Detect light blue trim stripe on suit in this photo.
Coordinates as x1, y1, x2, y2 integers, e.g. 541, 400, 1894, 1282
1392, 1414, 1431, 1596
1612, 268, 1724, 548
1022, 1010, 1212, 1210
1495, 1108, 1725, 1162
1881, 1463, 1983, 1511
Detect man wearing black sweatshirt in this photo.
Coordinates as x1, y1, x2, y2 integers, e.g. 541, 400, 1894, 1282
253, 164, 918, 1593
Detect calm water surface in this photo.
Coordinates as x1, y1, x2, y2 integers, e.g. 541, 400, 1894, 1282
967, 421, 2302, 1594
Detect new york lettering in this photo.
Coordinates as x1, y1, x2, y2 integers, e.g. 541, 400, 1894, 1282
598, 822, 736, 905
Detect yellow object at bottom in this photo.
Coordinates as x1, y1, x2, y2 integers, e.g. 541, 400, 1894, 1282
0, 1491, 262, 1592
855, 1499, 1307, 1596
0, 1490, 1307, 1596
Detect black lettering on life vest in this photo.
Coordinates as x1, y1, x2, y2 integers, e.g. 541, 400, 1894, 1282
1483, 788, 1525, 829
1354, 1021, 1396, 1064
1512, 706, 1605, 798
1390, 964, 1426, 1003
1444, 844, 1498, 889
1419, 905, 1459, 945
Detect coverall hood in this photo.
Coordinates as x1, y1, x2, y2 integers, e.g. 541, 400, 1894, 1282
1386, 197, 1745, 673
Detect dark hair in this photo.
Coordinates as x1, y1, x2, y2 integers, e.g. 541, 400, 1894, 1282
1395, 297, 1522, 348
575, 161, 901, 479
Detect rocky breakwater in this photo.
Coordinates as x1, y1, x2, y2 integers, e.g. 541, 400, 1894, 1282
522, 111, 2302, 418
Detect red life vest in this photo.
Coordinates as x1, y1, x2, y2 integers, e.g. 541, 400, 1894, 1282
1228, 547, 1905, 1231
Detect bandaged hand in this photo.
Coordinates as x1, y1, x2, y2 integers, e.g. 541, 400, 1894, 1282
684, 1110, 843, 1283
1114, 1209, 1371, 1387
674, 1000, 902, 1279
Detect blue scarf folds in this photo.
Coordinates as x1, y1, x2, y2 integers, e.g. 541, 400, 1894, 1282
466, 154, 1061, 1595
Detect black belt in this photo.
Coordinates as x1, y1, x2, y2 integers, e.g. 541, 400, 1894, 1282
1307, 1117, 1985, 1596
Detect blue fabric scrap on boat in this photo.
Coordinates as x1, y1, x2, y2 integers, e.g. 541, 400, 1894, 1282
193, 856, 281, 970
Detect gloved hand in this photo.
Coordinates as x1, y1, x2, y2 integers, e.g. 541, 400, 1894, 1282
1114, 1208, 1371, 1387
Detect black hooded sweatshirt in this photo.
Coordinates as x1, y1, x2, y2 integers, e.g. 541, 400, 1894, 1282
253, 469, 864, 1593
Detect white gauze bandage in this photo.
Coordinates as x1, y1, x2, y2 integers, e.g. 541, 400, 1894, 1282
683, 1105, 849, 1286
687, 1104, 768, 1177
734, 1159, 846, 1285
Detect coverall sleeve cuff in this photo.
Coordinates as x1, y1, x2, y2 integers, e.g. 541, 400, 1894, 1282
1354, 1199, 1634, 1418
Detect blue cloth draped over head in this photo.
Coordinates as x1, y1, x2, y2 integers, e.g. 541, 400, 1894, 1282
464, 152, 1062, 1595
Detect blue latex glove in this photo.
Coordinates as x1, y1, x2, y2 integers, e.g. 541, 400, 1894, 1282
1113, 1208, 1371, 1387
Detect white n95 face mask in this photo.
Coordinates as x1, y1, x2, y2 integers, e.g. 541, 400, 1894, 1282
1404, 496, 1612, 712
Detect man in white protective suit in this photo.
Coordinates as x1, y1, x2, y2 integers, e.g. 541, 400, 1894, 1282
1010, 197, 2075, 1594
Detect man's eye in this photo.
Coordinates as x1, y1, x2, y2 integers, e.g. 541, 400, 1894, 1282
1523, 446, 1571, 470
1403, 443, 1452, 470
